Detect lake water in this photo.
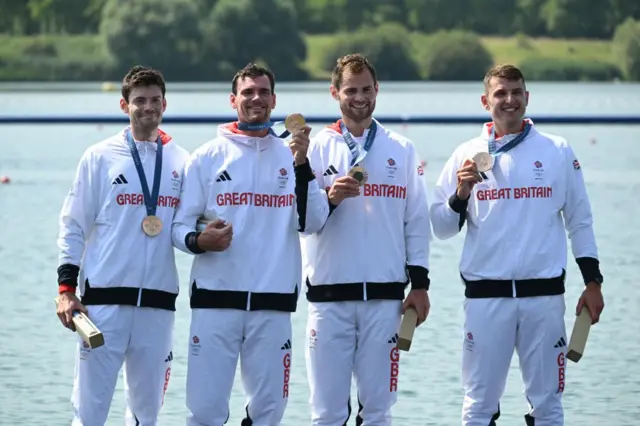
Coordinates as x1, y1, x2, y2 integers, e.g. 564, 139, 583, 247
0, 82, 639, 425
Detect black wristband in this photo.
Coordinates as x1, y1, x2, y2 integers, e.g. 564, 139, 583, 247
575, 257, 603, 286
185, 232, 206, 254
407, 265, 430, 291
293, 159, 315, 182
57, 264, 80, 288
448, 192, 469, 214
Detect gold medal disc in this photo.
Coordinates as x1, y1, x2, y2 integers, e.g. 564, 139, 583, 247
284, 113, 306, 133
348, 166, 368, 186
142, 215, 163, 237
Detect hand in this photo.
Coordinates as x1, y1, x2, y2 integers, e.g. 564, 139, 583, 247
402, 289, 430, 327
327, 176, 360, 206
456, 159, 483, 200
575, 282, 605, 324
56, 292, 88, 331
289, 125, 311, 166
197, 218, 233, 252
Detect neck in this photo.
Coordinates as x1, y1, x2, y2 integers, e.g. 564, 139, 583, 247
493, 120, 523, 138
131, 125, 158, 142
342, 115, 372, 137
240, 129, 269, 137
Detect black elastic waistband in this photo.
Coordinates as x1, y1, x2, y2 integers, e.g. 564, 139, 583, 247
81, 280, 177, 311
305, 278, 407, 302
461, 270, 566, 298
190, 281, 298, 312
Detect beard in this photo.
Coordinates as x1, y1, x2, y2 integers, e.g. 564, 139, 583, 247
241, 103, 270, 123
340, 100, 375, 123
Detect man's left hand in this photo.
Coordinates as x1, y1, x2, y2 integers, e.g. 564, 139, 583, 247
289, 125, 311, 166
575, 282, 605, 325
402, 289, 430, 327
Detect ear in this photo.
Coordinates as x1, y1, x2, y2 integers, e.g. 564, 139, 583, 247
162, 98, 167, 113
480, 94, 489, 111
374, 81, 379, 94
120, 98, 129, 114
330, 85, 339, 100
230, 93, 237, 110
525, 91, 530, 106
271, 93, 276, 110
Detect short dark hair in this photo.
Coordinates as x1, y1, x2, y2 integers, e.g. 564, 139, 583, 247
331, 53, 377, 90
483, 64, 526, 92
121, 65, 166, 102
231, 63, 275, 95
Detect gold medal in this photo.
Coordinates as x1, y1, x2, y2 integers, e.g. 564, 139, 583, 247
348, 166, 368, 186
284, 113, 306, 133
142, 215, 163, 237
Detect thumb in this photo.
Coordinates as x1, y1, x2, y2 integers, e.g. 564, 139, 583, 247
575, 296, 585, 316
462, 158, 473, 167
401, 298, 410, 314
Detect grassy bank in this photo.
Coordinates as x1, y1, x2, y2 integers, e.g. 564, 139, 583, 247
0, 33, 617, 82
303, 33, 617, 80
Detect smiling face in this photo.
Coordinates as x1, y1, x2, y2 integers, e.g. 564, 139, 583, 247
331, 68, 378, 123
120, 85, 166, 132
480, 65, 529, 134
231, 74, 276, 124
482, 77, 529, 130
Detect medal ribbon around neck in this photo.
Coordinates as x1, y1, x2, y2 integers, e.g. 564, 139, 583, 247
237, 121, 290, 138
340, 119, 378, 167
125, 128, 163, 219
488, 121, 532, 157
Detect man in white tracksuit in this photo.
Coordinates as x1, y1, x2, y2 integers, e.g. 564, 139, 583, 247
429, 64, 605, 426
55, 66, 190, 425
301, 53, 432, 426
171, 63, 330, 425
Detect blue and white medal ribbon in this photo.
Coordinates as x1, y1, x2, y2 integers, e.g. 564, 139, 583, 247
474, 121, 532, 179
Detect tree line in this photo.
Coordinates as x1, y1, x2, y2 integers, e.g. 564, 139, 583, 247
3, 0, 639, 39
0, 0, 639, 82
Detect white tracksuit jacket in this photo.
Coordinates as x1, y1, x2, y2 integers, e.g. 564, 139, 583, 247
171, 123, 330, 312
301, 119, 432, 302
57, 128, 190, 310
429, 120, 599, 297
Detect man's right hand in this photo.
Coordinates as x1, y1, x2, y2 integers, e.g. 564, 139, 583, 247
456, 159, 483, 200
197, 218, 233, 252
56, 292, 87, 331
328, 176, 360, 206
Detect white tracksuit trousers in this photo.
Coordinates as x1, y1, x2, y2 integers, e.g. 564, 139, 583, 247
186, 309, 292, 426
71, 305, 174, 426
305, 300, 403, 426
462, 295, 567, 426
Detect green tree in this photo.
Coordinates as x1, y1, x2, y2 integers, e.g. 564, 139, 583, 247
203, 0, 308, 81
612, 18, 640, 81
27, 0, 106, 34
100, 0, 206, 80
541, 0, 610, 38
418, 30, 494, 81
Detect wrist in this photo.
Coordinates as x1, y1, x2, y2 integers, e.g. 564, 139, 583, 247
293, 155, 307, 166
407, 265, 430, 291
448, 192, 469, 214
58, 284, 76, 295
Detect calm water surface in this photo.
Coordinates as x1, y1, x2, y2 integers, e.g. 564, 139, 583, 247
0, 82, 638, 425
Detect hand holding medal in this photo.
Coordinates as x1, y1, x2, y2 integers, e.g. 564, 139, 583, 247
285, 113, 311, 165
456, 159, 483, 200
